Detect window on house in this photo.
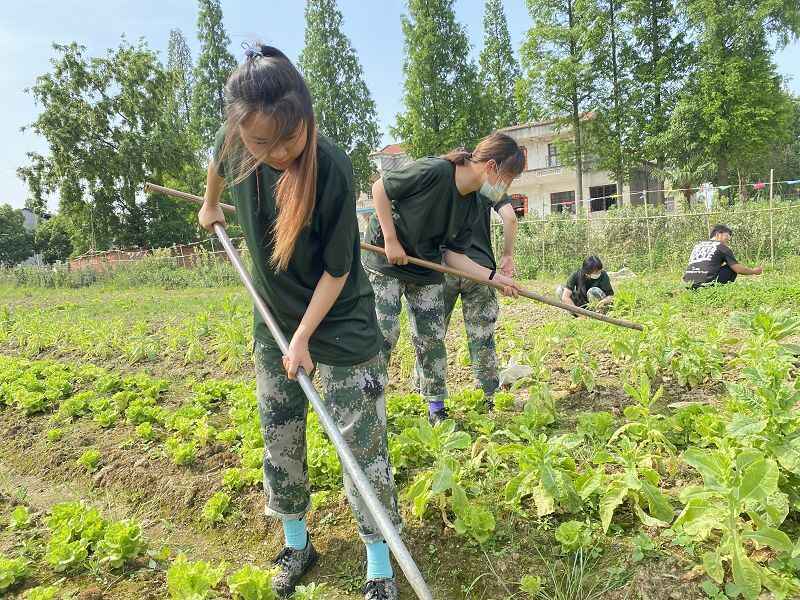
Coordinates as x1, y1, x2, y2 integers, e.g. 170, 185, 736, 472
547, 143, 560, 168
550, 190, 575, 214
589, 185, 618, 212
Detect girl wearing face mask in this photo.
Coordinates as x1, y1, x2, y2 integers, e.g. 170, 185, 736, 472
199, 45, 402, 600
363, 133, 525, 424
557, 256, 615, 312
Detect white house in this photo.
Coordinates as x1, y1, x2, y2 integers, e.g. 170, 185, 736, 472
500, 118, 634, 217
356, 121, 660, 221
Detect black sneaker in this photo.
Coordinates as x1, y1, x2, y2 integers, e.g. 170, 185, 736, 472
271, 538, 319, 597
485, 396, 495, 411
364, 578, 399, 600
428, 407, 449, 425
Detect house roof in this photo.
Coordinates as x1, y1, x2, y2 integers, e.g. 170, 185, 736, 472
370, 144, 406, 157
498, 112, 596, 133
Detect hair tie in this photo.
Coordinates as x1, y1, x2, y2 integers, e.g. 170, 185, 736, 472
242, 42, 261, 60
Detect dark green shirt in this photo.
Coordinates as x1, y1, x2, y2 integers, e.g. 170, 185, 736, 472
565, 270, 614, 307
466, 193, 513, 270
363, 157, 480, 285
214, 128, 382, 366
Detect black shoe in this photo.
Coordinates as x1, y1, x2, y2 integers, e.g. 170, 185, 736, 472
485, 396, 495, 411
272, 538, 319, 597
364, 578, 399, 600
428, 407, 449, 425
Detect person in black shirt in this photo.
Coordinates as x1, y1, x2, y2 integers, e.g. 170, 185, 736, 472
683, 224, 763, 289
557, 256, 615, 311
412, 192, 518, 409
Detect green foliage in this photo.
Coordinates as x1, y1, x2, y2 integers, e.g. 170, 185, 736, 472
19, 40, 200, 253
555, 520, 592, 553
34, 214, 73, 263
23, 586, 60, 600
0, 204, 34, 266
77, 449, 102, 473
166, 554, 226, 600
45, 502, 108, 573
520, 0, 604, 209
676, 446, 799, 599
298, 0, 380, 195
9, 505, 32, 530
165, 437, 198, 466
292, 583, 328, 600
0, 554, 29, 591
191, 0, 236, 148
598, 437, 674, 532
479, 0, 522, 129
493, 390, 515, 411
201, 491, 232, 525
665, 0, 799, 184
136, 421, 157, 441
94, 520, 147, 569
394, 0, 487, 157
226, 564, 278, 600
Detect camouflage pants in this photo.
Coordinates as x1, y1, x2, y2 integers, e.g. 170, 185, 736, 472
413, 274, 500, 397
443, 274, 500, 397
555, 285, 606, 307
365, 269, 448, 404
254, 342, 402, 543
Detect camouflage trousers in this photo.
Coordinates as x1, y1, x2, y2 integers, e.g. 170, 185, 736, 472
413, 274, 500, 398
254, 342, 402, 543
365, 269, 448, 404
555, 285, 607, 307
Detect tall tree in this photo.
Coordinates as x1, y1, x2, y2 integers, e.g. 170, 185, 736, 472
664, 0, 800, 186
622, 0, 689, 177
167, 28, 195, 128
479, 0, 522, 129
770, 94, 800, 182
0, 205, 34, 266
18, 41, 199, 254
298, 0, 381, 195
191, 0, 236, 149
590, 0, 629, 198
520, 0, 604, 211
394, 0, 487, 158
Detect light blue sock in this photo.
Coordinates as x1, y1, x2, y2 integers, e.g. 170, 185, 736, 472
282, 517, 308, 550
366, 541, 393, 580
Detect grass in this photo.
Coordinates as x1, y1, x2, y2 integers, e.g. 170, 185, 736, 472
1, 265, 800, 599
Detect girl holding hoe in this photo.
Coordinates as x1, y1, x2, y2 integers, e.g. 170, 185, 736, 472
362, 135, 525, 424
198, 45, 402, 600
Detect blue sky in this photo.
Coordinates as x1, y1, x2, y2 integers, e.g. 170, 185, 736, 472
1, 0, 798, 210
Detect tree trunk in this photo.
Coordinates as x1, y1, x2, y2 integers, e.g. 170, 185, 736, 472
717, 157, 729, 187
651, 0, 665, 205
567, 0, 585, 212
609, 0, 624, 201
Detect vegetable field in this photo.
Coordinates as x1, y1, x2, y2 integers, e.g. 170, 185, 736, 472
1, 264, 800, 600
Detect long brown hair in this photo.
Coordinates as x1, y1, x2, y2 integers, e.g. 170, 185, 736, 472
218, 45, 318, 271
441, 132, 526, 180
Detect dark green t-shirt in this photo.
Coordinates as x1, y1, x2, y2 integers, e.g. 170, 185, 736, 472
213, 128, 382, 366
565, 270, 614, 307
363, 157, 481, 285
466, 193, 513, 270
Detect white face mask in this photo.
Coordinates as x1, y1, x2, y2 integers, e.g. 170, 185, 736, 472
587, 272, 602, 280
479, 165, 508, 203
